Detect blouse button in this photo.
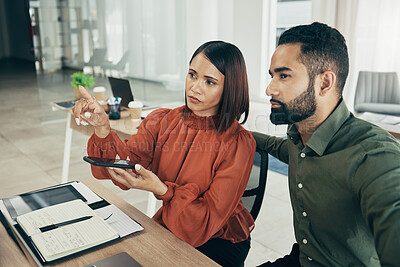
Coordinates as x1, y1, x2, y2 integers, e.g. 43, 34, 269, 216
300, 152, 306, 158
308, 257, 313, 261
298, 183, 303, 189
303, 239, 308, 244
302, 211, 307, 217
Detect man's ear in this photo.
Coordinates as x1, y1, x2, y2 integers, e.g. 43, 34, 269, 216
318, 71, 336, 96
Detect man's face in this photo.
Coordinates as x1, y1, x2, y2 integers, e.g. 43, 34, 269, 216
267, 44, 317, 125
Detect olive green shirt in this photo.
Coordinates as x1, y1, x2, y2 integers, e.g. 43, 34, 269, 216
253, 100, 400, 266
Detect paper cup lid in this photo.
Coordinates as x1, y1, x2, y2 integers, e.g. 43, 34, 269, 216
128, 101, 143, 108
93, 86, 106, 92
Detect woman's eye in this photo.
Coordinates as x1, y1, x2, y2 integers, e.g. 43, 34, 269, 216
188, 73, 196, 78
206, 80, 215, 85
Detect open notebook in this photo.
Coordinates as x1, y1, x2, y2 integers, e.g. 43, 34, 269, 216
17, 199, 119, 262
0, 181, 144, 264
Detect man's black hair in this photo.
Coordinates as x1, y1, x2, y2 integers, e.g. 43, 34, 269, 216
278, 22, 349, 96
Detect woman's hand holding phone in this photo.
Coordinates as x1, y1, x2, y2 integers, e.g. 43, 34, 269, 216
72, 85, 111, 138
84, 155, 167, 196
108, 163, 168, 196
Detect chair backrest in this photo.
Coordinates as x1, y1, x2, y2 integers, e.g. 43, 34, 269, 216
87, 48, 107, 65
115, 51, 130, 69
242, 147, 268, 221
354, 71, 400, 112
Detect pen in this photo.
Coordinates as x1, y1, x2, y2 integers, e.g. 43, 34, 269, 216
39, 216, 93, 232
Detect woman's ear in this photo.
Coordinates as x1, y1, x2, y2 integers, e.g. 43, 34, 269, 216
319, 71, 336, 96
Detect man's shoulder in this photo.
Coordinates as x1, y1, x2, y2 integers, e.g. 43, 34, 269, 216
251, 131, 287, 150
340, 116, 400, 153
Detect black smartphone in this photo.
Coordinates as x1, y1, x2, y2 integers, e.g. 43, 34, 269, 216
83, 156, 135, 169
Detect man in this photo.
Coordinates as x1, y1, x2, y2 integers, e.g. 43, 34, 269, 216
254, 22, 400, 266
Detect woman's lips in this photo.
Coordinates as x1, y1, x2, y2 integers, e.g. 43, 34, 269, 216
188, 96, 201, 104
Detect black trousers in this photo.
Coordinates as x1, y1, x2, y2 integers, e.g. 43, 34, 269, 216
196, 237, 251, 267
258, 243, 300, 267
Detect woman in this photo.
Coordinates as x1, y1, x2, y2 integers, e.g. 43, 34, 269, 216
73, 41, 256, 266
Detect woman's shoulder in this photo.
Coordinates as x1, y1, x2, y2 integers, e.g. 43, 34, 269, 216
223, 121, 256, 148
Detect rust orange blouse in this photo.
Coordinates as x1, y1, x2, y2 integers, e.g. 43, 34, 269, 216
87, 106, 256, 247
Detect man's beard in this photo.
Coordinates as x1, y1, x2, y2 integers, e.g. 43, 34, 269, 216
270, 82, 317, 125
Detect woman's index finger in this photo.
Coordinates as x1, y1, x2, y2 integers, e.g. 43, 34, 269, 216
78, 85, 95, 100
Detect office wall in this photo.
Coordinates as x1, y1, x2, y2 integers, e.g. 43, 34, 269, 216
185, 0, 266, 98
119, 0, 186, 84
0, 0, 34, 61
233, 0, 264, 99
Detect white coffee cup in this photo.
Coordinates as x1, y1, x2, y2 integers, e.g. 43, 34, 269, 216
128, 101, 143, 120
93, 86, 106, 102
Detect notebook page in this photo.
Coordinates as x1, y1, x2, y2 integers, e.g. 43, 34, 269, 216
17, 199, 94, 236
31, 216, 119, 262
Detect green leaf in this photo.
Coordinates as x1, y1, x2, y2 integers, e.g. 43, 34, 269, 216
70, 72, 96, 88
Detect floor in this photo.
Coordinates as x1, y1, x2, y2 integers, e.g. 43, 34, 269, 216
0, 58, 295, 266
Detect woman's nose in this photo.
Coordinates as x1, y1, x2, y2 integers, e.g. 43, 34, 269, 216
191, 79, 203, 94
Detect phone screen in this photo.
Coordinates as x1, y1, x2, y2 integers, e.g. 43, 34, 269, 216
83, 156, 135, 169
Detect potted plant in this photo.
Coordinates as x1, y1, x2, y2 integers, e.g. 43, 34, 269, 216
70, 72, 95, 99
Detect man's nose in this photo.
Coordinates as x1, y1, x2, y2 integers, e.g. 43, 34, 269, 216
266, 80, 279, 97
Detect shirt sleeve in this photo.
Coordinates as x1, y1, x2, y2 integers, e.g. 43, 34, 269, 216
354, 146, 400, 266
87, 108, 170, 189
155, 130, 256, 247
252, 131, 289, 164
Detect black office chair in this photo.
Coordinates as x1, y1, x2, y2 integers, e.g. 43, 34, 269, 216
242, 147, 268, 221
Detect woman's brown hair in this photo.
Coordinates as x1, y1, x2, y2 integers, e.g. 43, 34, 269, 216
187, 40, 250, 132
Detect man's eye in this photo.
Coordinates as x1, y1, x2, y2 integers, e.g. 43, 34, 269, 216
280, 74, 289, 79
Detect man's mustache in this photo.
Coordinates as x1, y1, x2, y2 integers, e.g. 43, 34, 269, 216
270, 99, 285, 107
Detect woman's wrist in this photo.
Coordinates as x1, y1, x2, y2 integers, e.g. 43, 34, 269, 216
154, 183, 168, 196
94, 125, 111, 138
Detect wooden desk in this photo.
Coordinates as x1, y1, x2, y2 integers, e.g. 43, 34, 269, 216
0, 179, 219, 267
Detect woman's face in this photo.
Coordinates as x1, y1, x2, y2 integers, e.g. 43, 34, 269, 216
185, 53, 225, 117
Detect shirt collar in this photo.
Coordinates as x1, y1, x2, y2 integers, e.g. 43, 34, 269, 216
287, 99, 351, 156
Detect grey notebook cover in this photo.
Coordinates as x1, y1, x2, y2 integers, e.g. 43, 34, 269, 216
84, 252, 142, 267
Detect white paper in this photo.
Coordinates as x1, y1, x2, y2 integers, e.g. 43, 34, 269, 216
94, 204, 143, 237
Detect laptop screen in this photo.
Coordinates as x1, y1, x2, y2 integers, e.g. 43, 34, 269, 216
108, 77, 134, 108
